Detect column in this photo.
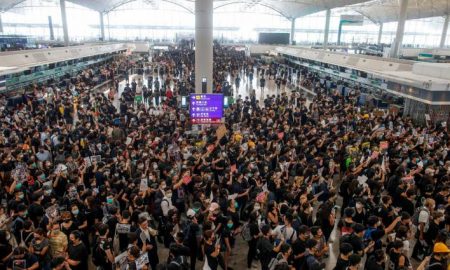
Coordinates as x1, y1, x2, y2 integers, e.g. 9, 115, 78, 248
323, 9, 331, 49
99, 11, 105, 41
59, 0, 69, 46
290, 18, 296, 45
0, 13, 3, 33
377, 22, 383, 45
48, 16, 55, 40
391, 0, 408, 58
195, 0, 213, 93
440, 15, 449, 48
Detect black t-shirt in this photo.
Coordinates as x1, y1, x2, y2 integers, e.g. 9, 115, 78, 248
291, 238, 306, 267
68, 242, 89, 270
349, 234, 364, 255
427, 257, 447, 270
205, 243, 219, 270
333, 256, 348, 270
256, 237, 273, 266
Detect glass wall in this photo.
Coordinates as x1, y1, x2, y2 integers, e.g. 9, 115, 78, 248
0, 0, 449, 48
1, 0, 99, 42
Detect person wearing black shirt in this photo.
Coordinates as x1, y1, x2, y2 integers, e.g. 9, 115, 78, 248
8, 247, 39, 270
203, 230, 221, 270
426, 212, 444, 248
135, 217, 159, 270
256, 224, 284, 270
291, 225, 309, 269
427, 242, 450, 270
398, 189, 416, 216
28, 192, 45, 228
66, 231, 88, 270
366, 250, 386, 270
246, 212, 260, 269
333, 243, 353, 270
388, 240, 408, 270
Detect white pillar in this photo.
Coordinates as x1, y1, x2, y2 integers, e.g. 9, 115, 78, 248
323, 9, 331, 49
99, 11, 105, 41
290, 18, 296, 45
59, 0, 69, 46
0, 13, 3, 33
195, 0, 213, 93
440, 15, 449, 48
377, 22, 383, 45
391, 0, 408, 58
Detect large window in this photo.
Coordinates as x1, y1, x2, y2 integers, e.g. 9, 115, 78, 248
0, 0, 449, 48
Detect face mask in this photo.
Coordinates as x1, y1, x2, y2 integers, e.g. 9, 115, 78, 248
23, 211, 28, 217
44, 190, 52, 196
18, 194, 24, 200
234, 202, 239, 209
227, 223, 233, 229
107, 198, 113, 204
72, 209, 79, 215
166, 193, 172, 199
39, 174, 46, 180
16, 183, 22, 190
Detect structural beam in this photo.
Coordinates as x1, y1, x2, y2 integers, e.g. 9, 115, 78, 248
48, 16, 54, 40
59, 0, 69, 46
323, 9, 331, 49
195, 0, 213, 93
391, 0, 408, 58
440, 15, 449, 48
377, 22, 383, 45
290, 18, 296, 45
99, 11, 105, 41
0, 13, 3, 33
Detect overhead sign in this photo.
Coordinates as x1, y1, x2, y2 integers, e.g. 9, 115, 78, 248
340, 15, 364, 26
190, 94, 224, 124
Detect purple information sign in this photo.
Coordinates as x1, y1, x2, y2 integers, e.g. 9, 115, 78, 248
190, 94, 224, 124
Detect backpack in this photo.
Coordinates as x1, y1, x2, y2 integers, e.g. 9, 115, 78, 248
280, 226, 296, 245
152, 193, 166, 217
169, 255, 190, 270
182, 222, 192, 246
412, 206, 429, 226
268, 253, 287, 270
241, 222, 252, 242
92, 239, 108, 266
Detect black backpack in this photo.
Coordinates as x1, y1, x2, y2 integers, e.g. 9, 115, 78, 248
169, 256, 190, 270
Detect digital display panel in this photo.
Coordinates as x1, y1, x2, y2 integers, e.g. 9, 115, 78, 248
190, 94, 224, 124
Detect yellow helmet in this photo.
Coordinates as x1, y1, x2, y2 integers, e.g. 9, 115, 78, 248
433, 242, 450, 253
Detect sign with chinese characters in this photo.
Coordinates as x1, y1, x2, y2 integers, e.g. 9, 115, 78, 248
190, 94, 224, 124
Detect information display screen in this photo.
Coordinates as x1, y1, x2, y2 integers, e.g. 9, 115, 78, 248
190, 94, 224, 124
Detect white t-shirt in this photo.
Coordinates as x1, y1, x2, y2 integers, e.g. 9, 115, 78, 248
274, 225, 297, 242
418, 209, 430, 231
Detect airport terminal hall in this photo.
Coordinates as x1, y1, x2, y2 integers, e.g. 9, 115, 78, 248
4, 0, 450, 270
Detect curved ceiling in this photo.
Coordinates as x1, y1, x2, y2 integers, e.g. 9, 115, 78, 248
1, 0, 448, 23
0, 0, 370, 18
351, 0, 450, 23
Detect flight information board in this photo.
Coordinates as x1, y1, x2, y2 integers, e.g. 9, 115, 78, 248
190, 94, 224, 124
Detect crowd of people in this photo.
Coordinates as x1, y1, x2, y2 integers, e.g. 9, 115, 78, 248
0, 42, 449, 270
